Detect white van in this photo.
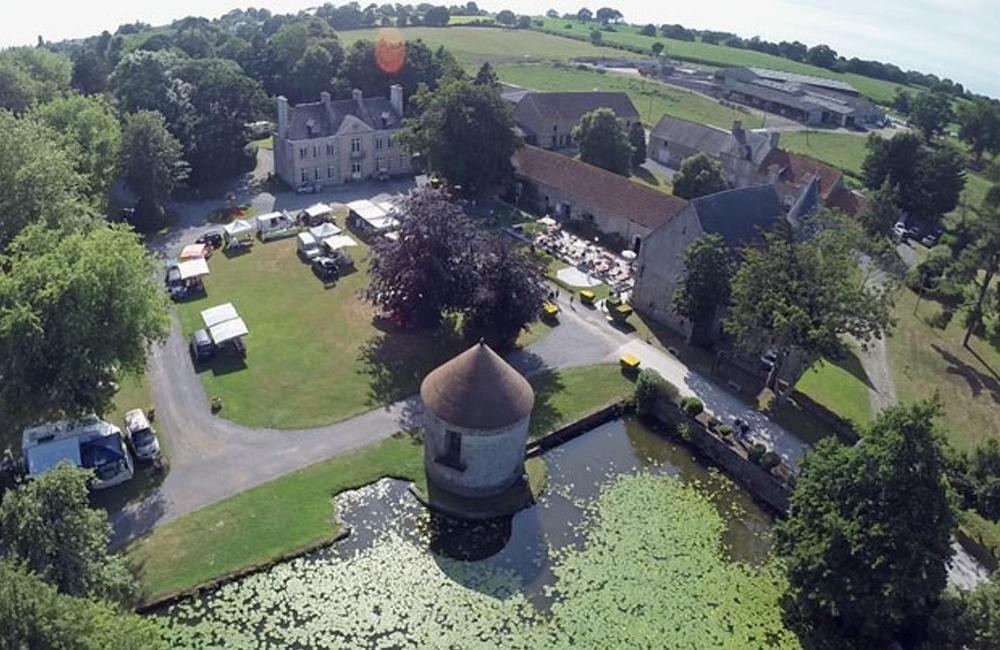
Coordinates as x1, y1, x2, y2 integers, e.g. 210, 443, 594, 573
22, 416, 134, 490
256, 211, 298, 241
296, 231, 321, 260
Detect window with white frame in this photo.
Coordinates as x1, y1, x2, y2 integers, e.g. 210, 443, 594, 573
326, 144, 335, 156
351, 160, 362, 174
299, 147, 307, 159
351, 137, 361, 153
300, 169, 307, 182
313, 168, 319, 180
387, 135, 394, 148
375, 136, 383, 150
328, 166, 335, 178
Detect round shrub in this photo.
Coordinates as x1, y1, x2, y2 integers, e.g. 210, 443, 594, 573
747, 443, 767, 465
681, 397, 704, 418
760, 451, 781, 472
717, 425, 734, 438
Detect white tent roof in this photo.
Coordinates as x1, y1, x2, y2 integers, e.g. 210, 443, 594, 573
223, 219, 254, 236
347, 199, 387, 223
209, 317, 249, 344
180, 243, 209, 259
176, 257, 210, 280
369, 215, 400, 231
297, 232, 318, 247
322, 235, 358, 250
303, 203, 332, 218
309, 222, 342, 239
201, 303, 240, 329
375, 200, 396, 213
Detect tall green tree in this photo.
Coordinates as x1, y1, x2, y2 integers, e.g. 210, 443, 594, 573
0, 47, 72, 113
0, 112, 92, 250
473, 62, 499, 88
777, 402, 954, 646
859, 180, 900, 236
957, 98, 1000, 164
0, 560, 167, 650
573, 108, 633, 176
950, 202, 1000, 346
0, 223, 169, 426
863, 132, 965, 222
366, 188, 479, 328
464, 235, 547, 348
31, 95, 122, 198
909, 91, 954, 141
118, 110, 188, 230
672, 153, 727, 199
725, 215, 894, 394
335, 38, 460, 106
672, 234, 734, 346
628, 120, 646, 170
0, 465, 136, 602
923, 577, 1000, 650
400, 78, 520, 194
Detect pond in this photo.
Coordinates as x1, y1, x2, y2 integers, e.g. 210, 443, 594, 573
158, 418, 802, 648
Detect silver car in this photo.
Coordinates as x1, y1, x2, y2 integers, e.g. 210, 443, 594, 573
124, 409, 161, 461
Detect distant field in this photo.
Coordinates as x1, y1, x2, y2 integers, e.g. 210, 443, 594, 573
780, 131, 871, 177
496, 63, 763, 130
338, 26, 648, 70
532, 18, 911, 105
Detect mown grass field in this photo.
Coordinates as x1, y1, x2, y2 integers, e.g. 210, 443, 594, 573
779, 131, 871, 177
128, 363, 623, 603
531, 18, 912, 105
796, 355, 874, 427
887, 288, 1000, 452
338, 25, 647, 70
496, 63, 763, 129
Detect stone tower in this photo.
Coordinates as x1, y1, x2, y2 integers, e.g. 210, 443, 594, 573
420, 342, 534, 500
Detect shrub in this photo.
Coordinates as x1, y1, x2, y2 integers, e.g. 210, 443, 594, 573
681, 397, 704, 418
676, 422, 692, 441
748, 443, 767, 465
633, 368, 664, 416
717, 425, 734, 438
761, 451, 781, 471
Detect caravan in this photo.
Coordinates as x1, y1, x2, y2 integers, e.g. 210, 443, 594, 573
22, 416, 134, 490
256, 211, 298, 241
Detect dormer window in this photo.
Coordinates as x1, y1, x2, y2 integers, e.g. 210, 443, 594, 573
305, 118, 317, 137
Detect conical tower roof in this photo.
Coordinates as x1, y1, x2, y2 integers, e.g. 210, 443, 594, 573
420, 341, 534, 429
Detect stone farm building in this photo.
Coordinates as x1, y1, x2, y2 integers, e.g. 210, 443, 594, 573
512, 145, 688, 252
633, 184, 817, 340
503, 90, 641, 151
757, 148, 864, 215
716, 67, 883, 128
649, 116, 778, 179
273, 85, 412, 189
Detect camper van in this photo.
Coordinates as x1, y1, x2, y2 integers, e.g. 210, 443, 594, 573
22, 416, 134, 490
256, 211, 298, 241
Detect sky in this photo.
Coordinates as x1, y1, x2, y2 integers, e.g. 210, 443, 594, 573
2, 0, 997, 97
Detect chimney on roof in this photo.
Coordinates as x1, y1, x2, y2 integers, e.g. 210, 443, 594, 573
732, 120, 744, 141
352, 88, 363, 109
276, 96, 289, 137
768, 131, 780, 151
390, 84, 403, 116
320, 91, 331, 109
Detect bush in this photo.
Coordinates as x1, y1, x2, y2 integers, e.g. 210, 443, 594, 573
761, 451, 781, 471
748, 443, 767, 465
676, 422, 692, 441
633, 368, 664, 416
681, 397, 704, 417
717, 424, 734, 438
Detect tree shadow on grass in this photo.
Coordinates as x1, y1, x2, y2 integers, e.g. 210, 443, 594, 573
829, 347, 875, 391
526, 369, 567, 438
359, 319, 468, 408
933, 343, 1000, 404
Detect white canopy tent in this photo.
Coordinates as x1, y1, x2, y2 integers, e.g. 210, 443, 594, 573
309, 222, 342, 239
200, 303, 248, 345
201, 303, 240, 329
302, 203, 333, 220
347, 199, 386, 223
223, 219, 255, 243
322, 235, 358, 251
176, 257, 210, 281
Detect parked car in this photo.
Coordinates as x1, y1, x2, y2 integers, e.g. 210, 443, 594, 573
921, 230, 942, 247
297, 232, 322, 260
760, 351, 778, 372
892, 221, 909, 241
190, 329, 217, 361
906, 226, 921, 241
196, 230, 223, 249
123, 409, 161, 461
311, 256, 339, 281
327, 249, 355, 271
296, 182, 321, 194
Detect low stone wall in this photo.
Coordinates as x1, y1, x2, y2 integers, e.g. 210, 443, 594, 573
526, 402, 626, 457
652, 399, 792, 514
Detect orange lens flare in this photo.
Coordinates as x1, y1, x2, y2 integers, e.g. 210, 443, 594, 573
375, 28, 405, 75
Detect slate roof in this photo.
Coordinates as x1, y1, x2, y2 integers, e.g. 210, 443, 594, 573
688, 185, 782, 247
421, 342, 534, 429
286, 96, 401, 140
650, 115, 773, 164
513, 146, 688, 230
513, 91, 640, 136
759, 149, 843, 200
746, 67, 859, 95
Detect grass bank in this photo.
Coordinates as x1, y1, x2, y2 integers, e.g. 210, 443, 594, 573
780, 131, 870, 177
796, 354, 874, 428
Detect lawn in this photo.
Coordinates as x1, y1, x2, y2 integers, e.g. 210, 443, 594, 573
528, 364, 636, 437
531, 18, 912, 105
337, 25, 647, 70
796, 354, 874, 427
496, 63, 764, 130
127, 364, 625, 603
887, 288, 1000, 452
779, 130, 871, 177
251, 136, 273, 150
632, 165, 673, 193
